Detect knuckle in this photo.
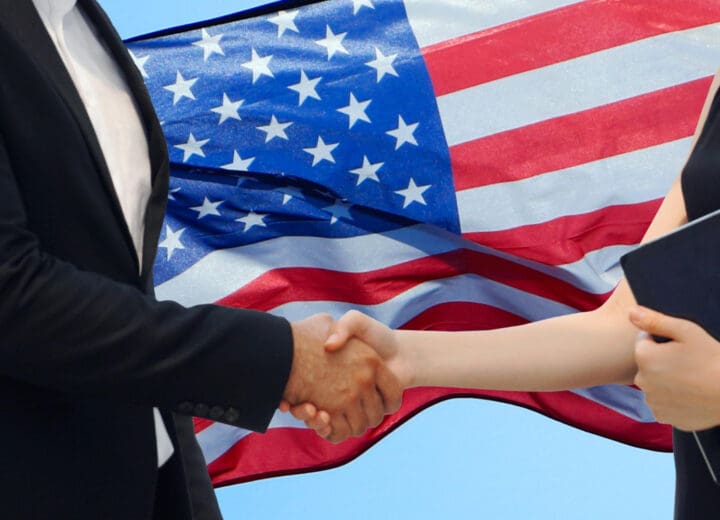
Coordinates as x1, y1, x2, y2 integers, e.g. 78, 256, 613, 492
358, 371, 374, 389
678, 318, 697, 338
346, 309, 362, 321
318, 312, 333, 325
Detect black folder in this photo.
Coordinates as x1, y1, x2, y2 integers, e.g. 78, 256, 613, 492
620, 207, 720, 484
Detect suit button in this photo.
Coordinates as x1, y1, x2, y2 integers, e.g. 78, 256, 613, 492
178, 401, 194, 414
194, 403, 209, 417
209, 406, 225, 420
224, 408, 240, 424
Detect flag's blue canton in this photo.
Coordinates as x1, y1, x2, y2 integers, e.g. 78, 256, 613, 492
127, 0, 458, 283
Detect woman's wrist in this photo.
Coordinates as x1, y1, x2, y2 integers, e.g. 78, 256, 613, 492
394, 330, 419, 388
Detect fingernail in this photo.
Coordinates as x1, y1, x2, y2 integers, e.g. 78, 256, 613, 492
326, 333, 339, 344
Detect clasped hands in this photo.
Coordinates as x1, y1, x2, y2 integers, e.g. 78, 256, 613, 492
281, 311, 407, 443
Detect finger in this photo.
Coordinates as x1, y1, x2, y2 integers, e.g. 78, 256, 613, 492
628, 306, 693, 341
376, 363, 403, 414
289, 402, 318, 421
325, 310, 370, 352
344, 404, 370, 438
278, 400, 291, 413
303, 408, 330, 429
363, 390, 385, 429
304, 413, 331, 434
315, 411, 333, 439
327, 414, 352, 444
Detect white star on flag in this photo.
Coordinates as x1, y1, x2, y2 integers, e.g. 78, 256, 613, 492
242, 48, 274, 83
257, 115, 293, 142
175, 133, 209, 162
211, 93, 244, 124
268, 10, 300, 37
304, 136, 339, 166
163, 71, 198, 105
288, 70, 322, 106
352, 0, 375, 15
275, 186, 306, 205
395, 178, 430, 208
129, 50, 149, 78
221, 151, 255, 171
387, 115, 419, 150
315, 25, 349, 60
167, 187, 181, 201
366, 47, 399, 82
323, 200, 353, 224
190, 197, 224, 219
236, 210, 268, 232
193, 28, 225, 61
349, 156, 383, 185
337, 93, 372, 129
159, 225, 186, 260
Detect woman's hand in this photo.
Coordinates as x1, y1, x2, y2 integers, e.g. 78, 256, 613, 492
630, 306, 720, 431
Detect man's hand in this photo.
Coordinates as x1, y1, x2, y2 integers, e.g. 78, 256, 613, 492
629, 306, 720, 431
282, 313, 402, 443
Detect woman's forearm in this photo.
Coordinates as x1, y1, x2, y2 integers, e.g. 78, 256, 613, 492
398, 302, 638, 391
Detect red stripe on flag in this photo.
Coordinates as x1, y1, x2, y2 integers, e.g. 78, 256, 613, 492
206, 386, 672, 487
400, 301, 528, 331
464, 200, 662, 265
451, 78, 711, 191
194, 418, 214, 434
423, 0, 720, 96
215, 248, 606, 313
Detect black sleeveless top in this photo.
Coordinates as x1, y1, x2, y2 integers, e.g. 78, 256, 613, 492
675, 84, 720, 519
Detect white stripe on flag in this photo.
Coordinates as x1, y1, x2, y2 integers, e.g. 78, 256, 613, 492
457, 138, 688, 233
438, 23, 720, 146
404, 0, 580, 48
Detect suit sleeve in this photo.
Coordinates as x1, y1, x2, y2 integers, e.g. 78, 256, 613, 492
0, 132, 293, 432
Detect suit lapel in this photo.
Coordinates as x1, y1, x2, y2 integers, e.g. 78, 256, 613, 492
79, 0, 170, 282
1, 0, 170, 280
0, 0, 139, 271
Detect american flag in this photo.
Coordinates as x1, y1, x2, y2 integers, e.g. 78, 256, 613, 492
126, 0, 720, 486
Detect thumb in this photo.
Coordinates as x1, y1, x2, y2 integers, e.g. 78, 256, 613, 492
628, 306, 689, 342
324, 310, 370, 352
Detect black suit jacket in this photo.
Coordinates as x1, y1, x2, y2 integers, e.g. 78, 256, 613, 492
0, 1, 294, 518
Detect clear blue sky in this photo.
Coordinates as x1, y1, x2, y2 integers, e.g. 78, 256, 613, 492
101, 1, 675, 518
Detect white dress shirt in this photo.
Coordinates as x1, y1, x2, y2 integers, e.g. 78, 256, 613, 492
32, 0, 174, 467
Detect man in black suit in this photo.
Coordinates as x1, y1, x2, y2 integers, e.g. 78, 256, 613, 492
0, 1, 401, 518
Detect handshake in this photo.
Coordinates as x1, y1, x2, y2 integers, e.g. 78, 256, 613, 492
280, 311, 409, 443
